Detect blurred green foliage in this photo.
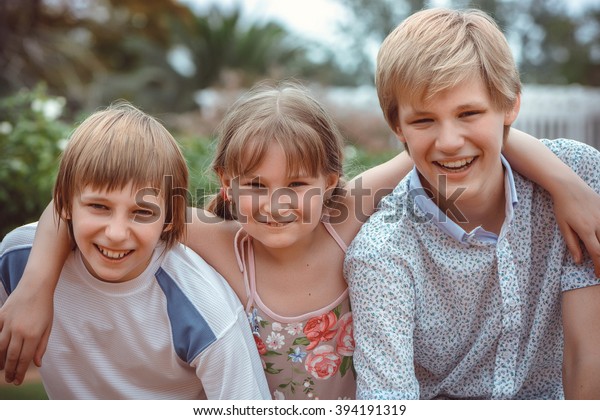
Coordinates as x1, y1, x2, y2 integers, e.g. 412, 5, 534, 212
0, 84, 71, 238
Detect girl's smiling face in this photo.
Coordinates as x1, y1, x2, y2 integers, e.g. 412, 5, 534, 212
222, 144, 338, 251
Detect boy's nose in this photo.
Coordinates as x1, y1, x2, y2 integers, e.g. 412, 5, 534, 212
436, 125, 465, 153
105, 218, 130, 242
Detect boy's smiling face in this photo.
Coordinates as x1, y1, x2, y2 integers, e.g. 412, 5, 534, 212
70, 182, 166, 283
396, 76, 519, 216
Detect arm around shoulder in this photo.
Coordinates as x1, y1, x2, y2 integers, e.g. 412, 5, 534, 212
0, 203, 69, 385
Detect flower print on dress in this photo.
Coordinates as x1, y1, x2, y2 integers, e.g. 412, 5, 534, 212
304, 344, 342, 380
288, 346, 307, 363
265, 331, 285, 350
248, 307, 263, 334
253, 333, 267, 355
335, 312, 355, 357
285, 322, 303, 336
304, 311, 338, 350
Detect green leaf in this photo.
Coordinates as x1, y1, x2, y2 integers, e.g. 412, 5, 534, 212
292, 337, 311, 346
339, 356, 353, 377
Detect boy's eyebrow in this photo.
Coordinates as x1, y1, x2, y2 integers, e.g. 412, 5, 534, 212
78, 193, 109, 201
455, 102, 486, 111
404, 101, 487, 117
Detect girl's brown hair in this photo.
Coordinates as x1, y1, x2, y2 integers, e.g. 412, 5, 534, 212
206, 81, 346, 220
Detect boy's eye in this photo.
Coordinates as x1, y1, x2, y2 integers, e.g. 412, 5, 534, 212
459, 110, 481, 118
89, 203, 108, 211
410, 118, 433, 125
134, 208, 154, 217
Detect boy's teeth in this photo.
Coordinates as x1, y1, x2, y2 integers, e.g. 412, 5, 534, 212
98, 246, 130, 259
438, 157, 474, 168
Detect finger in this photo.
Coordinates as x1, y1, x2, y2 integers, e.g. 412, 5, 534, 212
3, 336, 23, 384
0, 319, 7, 371
33, 326, 51, 368
587, 230, 600, 278
560, 223, 582, 264
12, 336, 39, 386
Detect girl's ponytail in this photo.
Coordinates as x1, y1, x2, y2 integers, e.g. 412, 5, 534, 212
205, 189, 237, 221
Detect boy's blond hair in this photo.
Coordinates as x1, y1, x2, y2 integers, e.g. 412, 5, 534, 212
376, 8, 521, 131
54, 102, 188, 249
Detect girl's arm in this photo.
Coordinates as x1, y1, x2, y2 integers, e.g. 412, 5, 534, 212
504, 129, 600, 276
0, 203, 69, 385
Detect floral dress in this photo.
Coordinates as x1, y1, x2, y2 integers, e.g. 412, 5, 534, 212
235, 225, 356, 400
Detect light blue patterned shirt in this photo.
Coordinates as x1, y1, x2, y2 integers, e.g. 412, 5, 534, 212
345, 139, 600, 400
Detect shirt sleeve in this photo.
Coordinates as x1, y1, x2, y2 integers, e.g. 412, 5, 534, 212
192, 307, 271, 400
345, 222, 420, 399
0, 222, 37, 300
542, 139, 600, 291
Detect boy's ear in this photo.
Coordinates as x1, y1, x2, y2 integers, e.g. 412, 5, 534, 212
504, 94, 521, 125
394, 125, 407, 144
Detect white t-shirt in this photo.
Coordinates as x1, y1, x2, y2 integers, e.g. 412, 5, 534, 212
0, 223, 270, 400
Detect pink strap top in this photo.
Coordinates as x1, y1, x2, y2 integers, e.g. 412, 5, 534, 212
234, 221, 348, 318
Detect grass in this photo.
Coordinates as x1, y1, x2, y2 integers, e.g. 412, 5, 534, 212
0, 382, 48, 400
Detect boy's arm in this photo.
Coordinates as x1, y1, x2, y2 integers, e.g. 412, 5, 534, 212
503, 129, 600, 276
0, 203, 69, 385
562, 284, 600, 399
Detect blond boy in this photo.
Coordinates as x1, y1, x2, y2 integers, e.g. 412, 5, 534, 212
345, 8, 600, 399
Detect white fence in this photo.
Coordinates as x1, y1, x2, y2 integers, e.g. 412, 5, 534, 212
514, 84, 600, 150
194, 84, 600, 150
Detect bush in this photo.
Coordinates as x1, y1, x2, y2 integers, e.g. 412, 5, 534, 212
177, 134, 220, 207
0, 85, 70, 238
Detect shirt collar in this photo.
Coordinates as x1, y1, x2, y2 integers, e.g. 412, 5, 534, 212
408, 155, 518, 244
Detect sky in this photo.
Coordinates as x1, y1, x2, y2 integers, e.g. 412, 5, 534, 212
180, 0, 350, 43
181, 0, 597, 42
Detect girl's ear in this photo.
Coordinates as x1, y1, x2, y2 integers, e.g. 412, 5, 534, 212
323, 173, 340, 203
217, 170, 233, 200
327, 173, 339, 190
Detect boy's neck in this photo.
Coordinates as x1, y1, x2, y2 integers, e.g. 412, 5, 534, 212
430, 168, 507, 235
453, 192, 506, 235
